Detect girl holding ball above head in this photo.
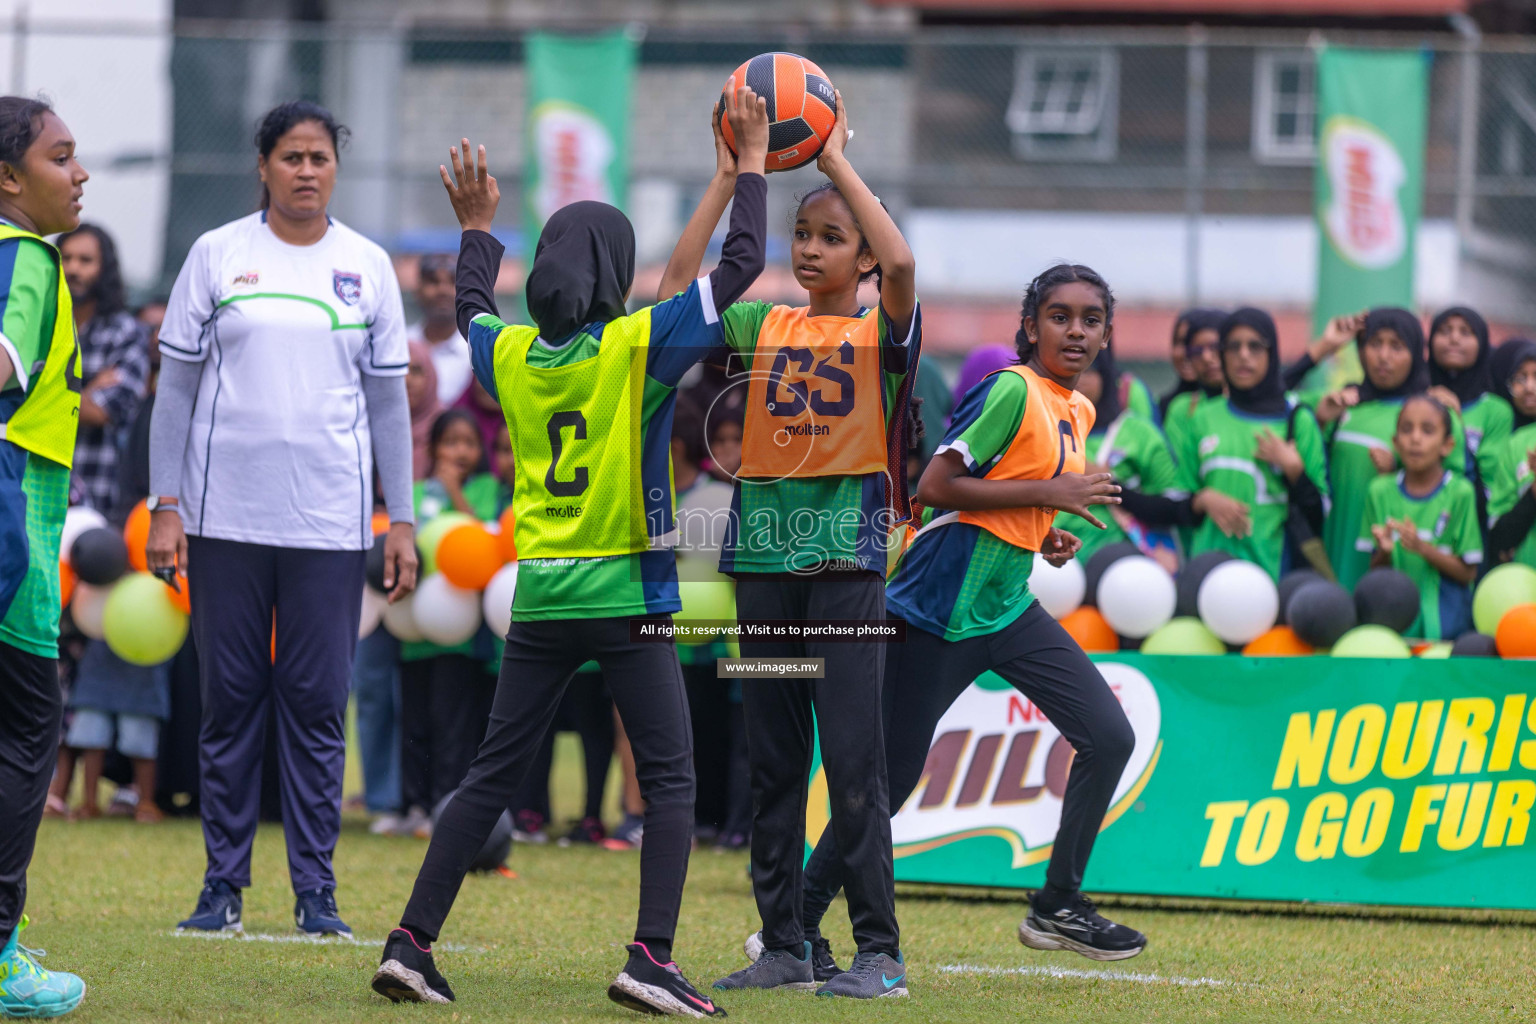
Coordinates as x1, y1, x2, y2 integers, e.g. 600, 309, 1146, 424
372, 85, 771, 1018
658, 89, 919, 998
786, 264, 1144, 969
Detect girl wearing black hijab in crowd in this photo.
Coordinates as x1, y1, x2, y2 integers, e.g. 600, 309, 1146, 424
1316, 308, 1465, 590
1123, 308, 1327, 581
374, 87, 770, 1018
1054, 333, 1181, 567
1428, 306, 1513, 501
1162, 308, 1227, 464
1487, 338, 1536, 569
1157, 308, 1200, 420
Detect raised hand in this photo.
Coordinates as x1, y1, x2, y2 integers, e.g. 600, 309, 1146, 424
440, 139, 499, 233
816, 89, 851, 175
722, 86, 769, 177
1044, 472, 1121, 531
1315, 387, 1358, 425
711, 104, 737, 180
1368, 446, 1397, 474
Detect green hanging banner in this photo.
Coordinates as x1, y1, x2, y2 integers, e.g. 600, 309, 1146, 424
1311, 46, 1429, 336
523, 30, 638, 269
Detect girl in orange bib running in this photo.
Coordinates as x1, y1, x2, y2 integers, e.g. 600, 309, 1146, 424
656, 91, 919, 998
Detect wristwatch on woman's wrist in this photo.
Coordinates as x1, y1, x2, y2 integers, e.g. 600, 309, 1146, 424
146, 495, 179, 512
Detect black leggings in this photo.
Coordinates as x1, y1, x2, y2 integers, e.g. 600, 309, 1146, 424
513, 669, 614, 824
801, 601, 1136, 937
400, 616, 693, 954
736, 575, 898, 955
400, 654, 498, 814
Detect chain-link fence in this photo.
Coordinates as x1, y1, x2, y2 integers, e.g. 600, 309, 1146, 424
18, 19, 1536, 334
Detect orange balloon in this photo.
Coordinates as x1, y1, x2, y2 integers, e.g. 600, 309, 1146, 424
124, 499, 151, 572
1243, 625, 1314, 656
371, 510, 391, 536
59, 560, 75, 608
167, 574, 191, 615
1060, 606, 1119, 653
437, 522, 504, 590
1495, 603, 1536, 658
497, 506, 517, 562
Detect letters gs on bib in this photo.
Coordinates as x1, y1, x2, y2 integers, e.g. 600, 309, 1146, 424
766, 342, 856, 418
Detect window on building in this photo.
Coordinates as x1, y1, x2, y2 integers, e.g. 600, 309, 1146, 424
1006, 48, 1118, 162
1253, 50, 1317, 165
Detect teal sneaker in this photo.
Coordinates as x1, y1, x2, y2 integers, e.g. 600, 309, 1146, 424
815, 951, 907, 999
0, 917, 86, 1019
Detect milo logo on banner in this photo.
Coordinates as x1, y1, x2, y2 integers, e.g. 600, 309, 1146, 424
885, 663, 1162, 869
1321, 116, 1408, 270
529, 102, 617, 224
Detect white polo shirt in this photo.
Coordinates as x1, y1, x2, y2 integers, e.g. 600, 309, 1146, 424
160, 212, 408, 551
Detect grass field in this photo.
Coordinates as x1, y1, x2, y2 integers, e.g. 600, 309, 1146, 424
21, 736, 1536, 1023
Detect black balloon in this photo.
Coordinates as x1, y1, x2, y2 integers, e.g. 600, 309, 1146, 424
70, 527, 129, 585
432, 790, 512, 872
1276, 569, 1324, 626
1287, 580, 1357, 648
1174, 550, 1234, 619
1450, 631, 1499, 657
365, 533, 420, 593
1354, 568, 1420, 634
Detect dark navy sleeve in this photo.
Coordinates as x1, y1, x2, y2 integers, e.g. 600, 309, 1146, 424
645, 279, 723, 389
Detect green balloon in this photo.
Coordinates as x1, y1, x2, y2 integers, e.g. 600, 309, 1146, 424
677, 580, 736, 646
103, 572, 188, 666
1330, 625, 1411, 659
1472, 563, 1536, 635
1140, 616, 1225, 655
416, 512, 475, 577
1417, 642, 1453, 659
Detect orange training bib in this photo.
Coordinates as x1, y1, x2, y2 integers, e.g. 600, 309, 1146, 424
957, 364, 1096, 552
739, 305, 888, 480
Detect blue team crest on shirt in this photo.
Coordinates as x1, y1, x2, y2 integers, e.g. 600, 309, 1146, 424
333, 270, 362, 306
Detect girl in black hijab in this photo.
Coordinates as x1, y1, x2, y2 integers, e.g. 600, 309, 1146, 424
1487, 338, 1536, 567
1163, 308, 1226, 459
377, 87, 771, 1018
1429, 306, 1513, 552
1318, 308, 1464, 589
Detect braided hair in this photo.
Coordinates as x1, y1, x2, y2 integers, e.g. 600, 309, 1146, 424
1015, 263, 1115, 365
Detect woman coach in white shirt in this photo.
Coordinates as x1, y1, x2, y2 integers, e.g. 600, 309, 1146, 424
146, 101, 418, 937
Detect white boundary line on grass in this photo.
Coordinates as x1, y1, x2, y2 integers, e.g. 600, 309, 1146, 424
939, 964, 1229, 987
166, 931, 482, 953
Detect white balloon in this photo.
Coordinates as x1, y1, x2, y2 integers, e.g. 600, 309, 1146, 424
381, 590, 425, 643
71, 581, 112, 640
413, 574, 482, 646
481, 562, 518, 640
1197, 559, 1279, 645
1097, 555, 1177, 639
60, 506, 109, 564
675, 480, 734, 561
1028, 556, 1086, 619
359, 586, 387, 639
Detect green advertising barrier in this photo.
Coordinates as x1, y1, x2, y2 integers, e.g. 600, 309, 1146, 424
807, 656, 1536, 909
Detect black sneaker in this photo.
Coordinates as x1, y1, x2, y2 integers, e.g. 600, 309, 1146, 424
558, 816, 606, 846
372, 929, 455, 1004
809, 935, 845, 982
1019, 891, 1147, 962
176, 880, 242, 933
609, 942, 725, 1017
